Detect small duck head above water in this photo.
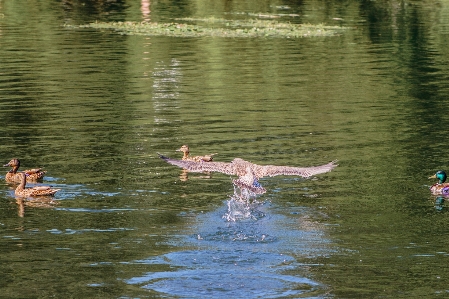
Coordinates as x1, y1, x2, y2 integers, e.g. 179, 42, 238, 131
4, 158, 20, 172
429, 170, 447, 184
176, 145, 190, 155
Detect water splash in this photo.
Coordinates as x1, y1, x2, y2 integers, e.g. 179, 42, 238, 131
222, 185, 265, 222
122, 185, 333, 297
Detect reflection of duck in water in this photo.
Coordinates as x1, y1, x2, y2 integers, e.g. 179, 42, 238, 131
429, 170, 449, 195
158, 153, 338, 194
15, 172, 60, 197
434, 196, 445, 211
4, 158, 46, 182
176, 145, 217, 162
15, 196, 58, 218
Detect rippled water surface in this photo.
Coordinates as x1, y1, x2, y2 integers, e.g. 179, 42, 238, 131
1, 0, 449, 298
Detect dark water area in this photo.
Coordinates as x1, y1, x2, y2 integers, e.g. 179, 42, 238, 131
1, 0, 449, 298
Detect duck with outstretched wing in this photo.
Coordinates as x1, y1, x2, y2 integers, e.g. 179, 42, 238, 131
158, 153, 337, 194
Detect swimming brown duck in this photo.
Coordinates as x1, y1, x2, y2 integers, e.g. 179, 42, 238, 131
4, 158, 46, 182
176, 145, 217, 162
158, 153, 338, 194
14, 172, 60, 197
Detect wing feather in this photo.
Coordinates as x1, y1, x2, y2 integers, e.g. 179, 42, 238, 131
259, 160, 338, 178
33, 186, 52, 191
158, 153, 235, 175
24, 168, 45, 175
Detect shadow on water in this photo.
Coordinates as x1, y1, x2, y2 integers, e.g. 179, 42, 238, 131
124, 188, 333, 298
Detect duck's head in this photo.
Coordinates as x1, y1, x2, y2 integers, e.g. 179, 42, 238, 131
176, 145, 190, 154
429, 170, 447, 184
3, 158, 20, 168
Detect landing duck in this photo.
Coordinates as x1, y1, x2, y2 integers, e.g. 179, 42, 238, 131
4, 158, 46, 182
176, 145, 217, 162
429, 170, 449, 195
158, 153, 338, 194
15, 172, 60, 197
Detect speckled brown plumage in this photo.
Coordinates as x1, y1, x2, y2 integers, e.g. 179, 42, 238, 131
176, 145, 217, 162
14, 172, 60, 197
158, 153, 338, 194
4, 159, 46, 182
232, 166, 267, 194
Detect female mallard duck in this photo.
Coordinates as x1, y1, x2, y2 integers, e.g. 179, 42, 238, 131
158, 153, 338, 195
14, 172, 60, 197
429, 170, 449, 195
4, 158, 46, 182
176, 145, 217, 162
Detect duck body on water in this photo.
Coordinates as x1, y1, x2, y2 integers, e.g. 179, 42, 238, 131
4, 158, 46, 182
14, 172, 60, 198
176, 145, 217, 162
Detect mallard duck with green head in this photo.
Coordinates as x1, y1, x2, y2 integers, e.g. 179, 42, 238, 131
429, 170, 449, 195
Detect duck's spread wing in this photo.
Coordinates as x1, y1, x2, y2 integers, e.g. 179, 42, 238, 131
158, 153, 234, 175
259, 160, 338, 178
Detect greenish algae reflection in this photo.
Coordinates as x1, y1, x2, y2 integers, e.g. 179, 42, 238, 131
67, 18, 348, 38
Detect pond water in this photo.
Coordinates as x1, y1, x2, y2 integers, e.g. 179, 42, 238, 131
1, 0, 449, 298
